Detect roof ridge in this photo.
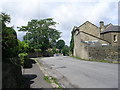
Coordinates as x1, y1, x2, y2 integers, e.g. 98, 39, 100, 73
78, 21, 98, 28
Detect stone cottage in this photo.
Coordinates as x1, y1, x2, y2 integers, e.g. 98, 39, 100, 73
100, 21, 120, 46
72, 21, 120, 61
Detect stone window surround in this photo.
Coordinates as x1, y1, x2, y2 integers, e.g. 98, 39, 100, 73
113, 34, 117, 42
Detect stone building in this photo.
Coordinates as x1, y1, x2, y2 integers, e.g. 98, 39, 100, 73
100, 21, 120, 46
72, 21, 120, 60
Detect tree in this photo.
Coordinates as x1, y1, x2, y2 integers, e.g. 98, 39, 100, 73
18, 40, 29, 53
62, 45, 70, 56
1, 12, 11, 29
1, 13, 19, 62
56, 39, 65, 50
1, 13, 23, 88
2, 27, 18, 60
18, 18, 61, 56
1, 12, 10, 23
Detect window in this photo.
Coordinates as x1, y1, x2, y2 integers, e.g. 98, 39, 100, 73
113, 35, 117, 42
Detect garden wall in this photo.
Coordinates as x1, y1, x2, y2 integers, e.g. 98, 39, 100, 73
88, 46, 120, 61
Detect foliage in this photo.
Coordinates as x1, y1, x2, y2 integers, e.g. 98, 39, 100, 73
70, 29, 74, 54
56, 39, 65, 52
70, 37, 74, 54
18, 18, 61, 55
44, 76, 63, 88
1, 12, 24, 88
2, 26, 19, 62
44, 50, 53, 57
0, 12, 11, 28
18, 40, 30, 53
1, 12, 28, 66
17, 40, 31, 66
18, 53, 28, 65
34, 49, 41, 52
52, 47, 59, 54
34, 48, 42, 57
1, 12, 19, 62
62, 45, 70, 56
56, 39, 65, 54
44, 47, 60, 57
44, 76, 51, 83
1, 12, 10, 24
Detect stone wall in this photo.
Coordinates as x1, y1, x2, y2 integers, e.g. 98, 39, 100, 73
73, 21, 120, 61
74, 42, 119, 61
88, 46, 120, 61
73, 30, 89, 59
101, 32, 120, 46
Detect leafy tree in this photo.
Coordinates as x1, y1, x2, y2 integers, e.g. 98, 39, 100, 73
18, 18, 61, 55
52, 47, 59, 54
18, 40, 29, 53
2, 27, 18, 59
1, 13, 19, 63
17, 40, 30, 66
1, 13, 23, 88
1, 12, 10, 23
62, 45, 70, 56
1, 12, 10, 28
56, 39, 65, 51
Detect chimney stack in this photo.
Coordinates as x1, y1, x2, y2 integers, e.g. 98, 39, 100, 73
99, 21, 105, 32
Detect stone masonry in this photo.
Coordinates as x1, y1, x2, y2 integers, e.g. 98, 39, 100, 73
72, 21, 120, 61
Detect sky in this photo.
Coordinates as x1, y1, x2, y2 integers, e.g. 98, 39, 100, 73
0, 0, 119, 45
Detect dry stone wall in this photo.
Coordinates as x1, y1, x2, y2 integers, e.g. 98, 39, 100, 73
88, 46, 120, 61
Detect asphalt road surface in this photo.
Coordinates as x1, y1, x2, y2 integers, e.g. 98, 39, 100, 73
22, 59, 52, 88
38, 56, 118, 88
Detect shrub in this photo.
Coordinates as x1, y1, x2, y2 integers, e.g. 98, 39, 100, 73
18, 53, 28, 66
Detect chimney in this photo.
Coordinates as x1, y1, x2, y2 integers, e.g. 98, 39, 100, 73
99, 21, 105, 32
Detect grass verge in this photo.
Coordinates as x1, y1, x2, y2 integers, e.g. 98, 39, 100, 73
44, 76, 62, 88
35, 58, 63, 88
70, 56, 120, 64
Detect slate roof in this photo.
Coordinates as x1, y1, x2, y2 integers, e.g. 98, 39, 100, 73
104, 23, 112, 28
101, 25, 120, 34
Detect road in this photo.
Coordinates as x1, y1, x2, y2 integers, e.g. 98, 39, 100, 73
38, 56, 118, 88
22, 59, 52, 88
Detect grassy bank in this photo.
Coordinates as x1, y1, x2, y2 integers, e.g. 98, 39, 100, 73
70, 56, 120, 64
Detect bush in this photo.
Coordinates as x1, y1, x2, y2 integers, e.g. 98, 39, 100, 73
18, 53, 28, 66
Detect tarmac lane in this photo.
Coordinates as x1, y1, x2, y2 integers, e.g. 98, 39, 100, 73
38, 56, 118, 88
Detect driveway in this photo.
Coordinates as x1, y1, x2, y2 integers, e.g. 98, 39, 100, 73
38, 56, 118, 88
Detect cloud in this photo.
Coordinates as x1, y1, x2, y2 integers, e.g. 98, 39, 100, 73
50, 2, 118, 45
39, 0, 119, 3
0, 0, 119, 45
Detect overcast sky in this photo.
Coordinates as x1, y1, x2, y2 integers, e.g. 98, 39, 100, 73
0, 0, 119, 45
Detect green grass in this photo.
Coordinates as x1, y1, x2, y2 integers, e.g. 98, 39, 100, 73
44, 76, 51, 83
44, 76, 63, 88
70, 56, 120, 64
35, 58, 62, 88
36, 59, 63, 88
51, 77, 63, 88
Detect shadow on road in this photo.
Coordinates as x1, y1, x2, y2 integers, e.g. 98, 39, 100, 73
22, 59, 37, 88
22, 74, 37, 88
23, 59, 36, 69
